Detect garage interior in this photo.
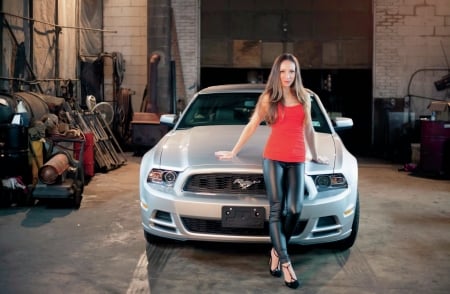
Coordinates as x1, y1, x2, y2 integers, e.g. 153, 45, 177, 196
1, 0, 449, 196
1, 0, 449, 206
0, 1, 450, 293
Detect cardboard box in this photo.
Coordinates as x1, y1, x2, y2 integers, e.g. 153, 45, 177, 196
428, 101, 450, 121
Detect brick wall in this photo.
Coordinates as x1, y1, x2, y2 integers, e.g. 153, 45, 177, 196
172, 0, 199, 108
103, 0, 450, 118
103, 0, 147, 112
374, 0, 450, 115
103, 0, 199, 113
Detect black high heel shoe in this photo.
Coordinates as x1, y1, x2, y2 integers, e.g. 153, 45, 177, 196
282, 262, 300, 289
269, 248, 281, 277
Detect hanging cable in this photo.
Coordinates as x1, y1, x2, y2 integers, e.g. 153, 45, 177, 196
1, 11, 117, 33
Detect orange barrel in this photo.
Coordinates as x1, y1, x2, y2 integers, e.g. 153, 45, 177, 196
39, 153, 70, 184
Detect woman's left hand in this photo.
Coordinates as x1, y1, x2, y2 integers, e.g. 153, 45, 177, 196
312, 156, 329, 165
215, 151, 235, 160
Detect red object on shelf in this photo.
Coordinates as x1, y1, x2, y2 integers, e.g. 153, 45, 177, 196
420, 120, 450, 175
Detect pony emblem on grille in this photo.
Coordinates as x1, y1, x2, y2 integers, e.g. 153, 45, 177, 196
233, 179, 261, 189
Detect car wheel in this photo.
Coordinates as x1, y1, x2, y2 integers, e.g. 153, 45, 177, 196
332, 193, 360, 251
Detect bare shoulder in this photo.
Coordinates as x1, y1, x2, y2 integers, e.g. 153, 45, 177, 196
257, 92, 270, 112
260, 92, 273, 107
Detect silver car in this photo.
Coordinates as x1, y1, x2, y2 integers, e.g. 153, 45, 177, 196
139, 84, 359, 250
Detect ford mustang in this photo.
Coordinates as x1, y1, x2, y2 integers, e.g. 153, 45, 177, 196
139, 84, 359, 250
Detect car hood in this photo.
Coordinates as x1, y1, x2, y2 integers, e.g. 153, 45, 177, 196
153, 125, 339, 173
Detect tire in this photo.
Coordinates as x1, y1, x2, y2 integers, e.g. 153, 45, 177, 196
71, 180, 83, 209
332, 193, 360, 251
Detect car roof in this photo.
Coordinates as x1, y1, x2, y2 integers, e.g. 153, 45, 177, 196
198, 83, 266, 94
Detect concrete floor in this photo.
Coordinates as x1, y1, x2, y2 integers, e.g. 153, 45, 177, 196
141, 156, 450, 293
1, 154, 449, 294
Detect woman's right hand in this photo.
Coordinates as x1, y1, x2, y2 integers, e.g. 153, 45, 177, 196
215, 151, 235, 160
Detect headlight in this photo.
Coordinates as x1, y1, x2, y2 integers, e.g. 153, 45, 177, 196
313, 173, 347, 191
147, 169, 178, 186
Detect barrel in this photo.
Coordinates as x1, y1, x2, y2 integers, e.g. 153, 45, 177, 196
0, 95, 15, 124
0, 149, 31, 183
74, 132, 95, 177
13, 92, 49, 122
420, 120, 450, 175
0, 124, 29, 151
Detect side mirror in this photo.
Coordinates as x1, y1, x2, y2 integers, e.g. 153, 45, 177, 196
333, 117, 353, 131
160, 114, 177, 128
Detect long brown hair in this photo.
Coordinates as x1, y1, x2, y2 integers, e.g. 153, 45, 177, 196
261, 53, 311, 125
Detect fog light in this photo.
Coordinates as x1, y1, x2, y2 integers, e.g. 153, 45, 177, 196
344, 207, 354, 217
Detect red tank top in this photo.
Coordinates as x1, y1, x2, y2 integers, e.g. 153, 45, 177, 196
263, 103, 306, 162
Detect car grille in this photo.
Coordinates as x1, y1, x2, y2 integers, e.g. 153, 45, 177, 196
181, 217, 308, 237
183, 173, 309, 197
183, 173, 266, 195
181, 217, 269, 236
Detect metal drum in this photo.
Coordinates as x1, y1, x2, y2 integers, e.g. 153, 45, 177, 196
0, 149, 31, 183
420, 120, 450, 175
39, 153, 70, 185
0, 124, 28, 151
0, 95, 15, 124
13, 92, 49, 122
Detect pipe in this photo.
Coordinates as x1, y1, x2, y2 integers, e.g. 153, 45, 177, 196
146, 53, 160, 113
1, 11, 117, 33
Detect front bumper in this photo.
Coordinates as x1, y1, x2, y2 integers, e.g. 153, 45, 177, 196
140, 179, 357, 245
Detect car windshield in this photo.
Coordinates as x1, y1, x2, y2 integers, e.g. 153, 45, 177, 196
177, 91, 331, 134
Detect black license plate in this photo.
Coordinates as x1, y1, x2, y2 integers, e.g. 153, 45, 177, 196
221, 206, 265, 229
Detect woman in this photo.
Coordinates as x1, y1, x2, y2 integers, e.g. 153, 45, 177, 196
215, 53, 327, 289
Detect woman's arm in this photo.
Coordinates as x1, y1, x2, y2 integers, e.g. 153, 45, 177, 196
305, 120, 319, 161
305, 116, 328, 164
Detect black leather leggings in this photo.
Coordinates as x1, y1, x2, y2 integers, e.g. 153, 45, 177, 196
263, 158, 305, 264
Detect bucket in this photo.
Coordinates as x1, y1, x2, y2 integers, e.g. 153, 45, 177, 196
0, 124, 28, 151
14, 100, 31, 126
